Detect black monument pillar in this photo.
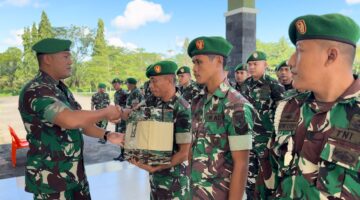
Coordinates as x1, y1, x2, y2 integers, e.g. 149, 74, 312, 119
226, 0, 257, 79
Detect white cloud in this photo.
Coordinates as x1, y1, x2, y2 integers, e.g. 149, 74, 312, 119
340, 9, 354, 15
0, 0, 31, 6
0, 0, 46, 7
107, 37, 138, 50
175, 37, 185, 48
345, 0, 360, 4
1, 29, 24, 49
111, 0, 171, 30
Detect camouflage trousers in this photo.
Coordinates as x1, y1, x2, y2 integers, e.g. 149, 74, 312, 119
33, 179, 91, 200
149, 170, 190, 200
246, 150, 259, 200
115, 120, 126, 155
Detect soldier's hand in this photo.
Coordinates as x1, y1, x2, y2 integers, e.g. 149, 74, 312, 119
107, 132, 125, 146
129, 158, 163, 173
104, 105, 122, 121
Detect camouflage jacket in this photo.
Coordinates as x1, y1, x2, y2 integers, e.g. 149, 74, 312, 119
283, 82, 293, 91
271, 78, 360, 199
142, 93, 192, 199
190, 79, 255, 199
126, 87, 143, 108
91, 92, 110, 110
18, 71, 87, 194
114, 88, 128, 107
234, 82, 245, 93
240, 74, 285, 156
178, 80, 202, 105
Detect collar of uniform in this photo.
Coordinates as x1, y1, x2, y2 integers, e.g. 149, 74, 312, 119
160, 94, 177, 109
39, 70, 60, 85
250, 73, 267, 85
204, 78, 231, 100
338, 75, 360, 101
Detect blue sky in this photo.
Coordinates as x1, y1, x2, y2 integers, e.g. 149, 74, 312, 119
0, 0, 360, 55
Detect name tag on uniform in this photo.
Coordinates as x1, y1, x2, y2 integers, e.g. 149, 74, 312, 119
329, 114, 360, 146
332, 145, 359, 167
279, 112, 298, 131
205, 113, 224, 122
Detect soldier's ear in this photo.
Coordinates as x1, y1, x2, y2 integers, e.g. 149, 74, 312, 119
42, 54, 52, 65
326, 47, 338, 66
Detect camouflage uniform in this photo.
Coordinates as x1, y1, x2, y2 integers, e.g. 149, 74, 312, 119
271, 77, 360, 199
18, 71, 90, 199
190, 79, 254, 199
283, 82, 293, 91
178, 80, 202, 105
114, 89, 128, 132
91, 92, 110, 129
126, 87, 143, 109
240, 74, 285, 199
144, 94, 192, 200
235, 82, 245, 93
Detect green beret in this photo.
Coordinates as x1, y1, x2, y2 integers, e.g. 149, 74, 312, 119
247, 51, 267, 62
275, 60, 288, 71
126, 77, 137, 85
187, 36, 233, 58
235, 63, 247, 71
289, 13, 360, 47
177, 66, 191, 75
224, 66, 232, 71
146, 64, 154, 71
146, 60, 178, 78
32, 38, 71, 54
111, 78, 122, 84
98, 83, 106, 88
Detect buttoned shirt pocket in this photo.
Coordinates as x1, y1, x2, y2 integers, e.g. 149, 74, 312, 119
316, 127, 360, 199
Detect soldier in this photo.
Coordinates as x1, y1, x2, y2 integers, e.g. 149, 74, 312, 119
91, 83, 111, 144
18, 38, 124, 200
271, 13, 360, 199
142, 64, 161, 108
239, 50, 285, 199
275, 60, 293, 91
187, 36, 254, 199
234, 63, 249, 92
176, 65, 201, 105
112, 78, 128, 161
128, 60, 192, 199
125, 77, 143, 109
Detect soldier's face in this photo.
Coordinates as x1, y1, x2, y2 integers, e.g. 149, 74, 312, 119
98, 88, 105, 93
291, 40, 326, 90
277, 66, 293, 85
192, 55, 220, 85
48, 51, 73, 79
235, 70, 248, 83
113, 83, 121, 90
247, 60, 266, 80
149, 76, 168, 98
177, 73, 191, 86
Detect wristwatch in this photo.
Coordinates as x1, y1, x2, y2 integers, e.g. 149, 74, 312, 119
103, 131, 111, 142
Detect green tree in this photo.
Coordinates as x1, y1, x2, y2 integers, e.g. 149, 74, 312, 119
0, 47, 22, 93
31, 22, 39, 45
93, 19, 107, 57
54, 25, 95, 89
38, 11, 54, 39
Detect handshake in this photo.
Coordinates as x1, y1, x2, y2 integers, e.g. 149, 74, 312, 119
103, 105, 133, 123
